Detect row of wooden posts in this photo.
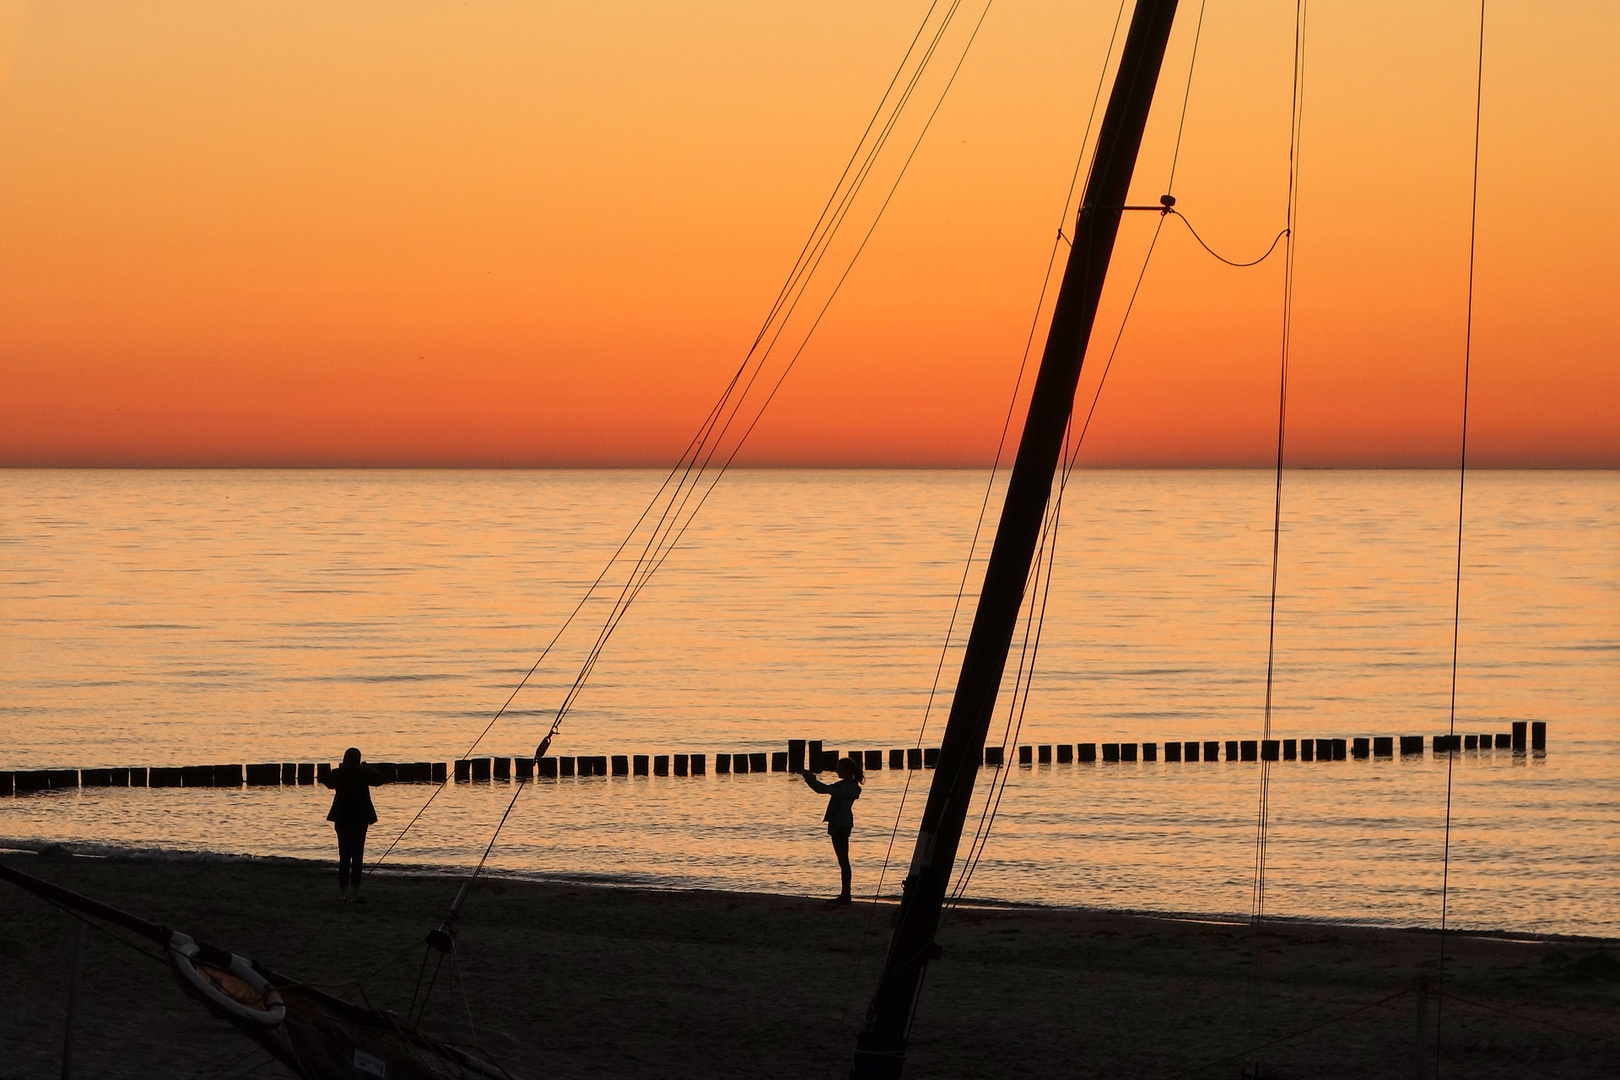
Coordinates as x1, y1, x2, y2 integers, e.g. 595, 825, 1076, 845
1, 723, 1546, 796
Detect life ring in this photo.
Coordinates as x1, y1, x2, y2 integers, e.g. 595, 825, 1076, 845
168, 933, 286, 1026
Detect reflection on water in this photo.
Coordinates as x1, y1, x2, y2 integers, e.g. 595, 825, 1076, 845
1, 470, 1615, 935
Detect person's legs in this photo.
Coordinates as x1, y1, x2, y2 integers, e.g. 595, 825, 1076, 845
336, 824, 367, 897
335, 825, 354, 896
830, 829, 852, 902
349, 825, 368, 899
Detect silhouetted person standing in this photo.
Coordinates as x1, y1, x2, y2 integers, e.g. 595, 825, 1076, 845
323, 747, 383, 902
801, 756, 863, 904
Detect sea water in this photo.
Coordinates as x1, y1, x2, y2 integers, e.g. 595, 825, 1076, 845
1, 469, 1615, 936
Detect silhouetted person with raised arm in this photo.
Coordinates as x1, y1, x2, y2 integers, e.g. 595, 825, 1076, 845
323, 747, 384, 903
800, 756, 863, 904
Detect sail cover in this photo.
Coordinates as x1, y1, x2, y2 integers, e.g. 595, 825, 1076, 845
0, 861, 515, 1080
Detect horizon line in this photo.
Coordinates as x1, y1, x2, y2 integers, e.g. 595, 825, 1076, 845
3, 462, 1616, 472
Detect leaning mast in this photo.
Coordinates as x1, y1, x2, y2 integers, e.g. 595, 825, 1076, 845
851, 2, 1182, 1075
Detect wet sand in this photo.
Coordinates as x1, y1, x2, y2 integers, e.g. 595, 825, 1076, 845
2, 849, 1616, 1079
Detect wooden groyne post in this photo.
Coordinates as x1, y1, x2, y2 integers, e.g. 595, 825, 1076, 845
3, 725, 1552, 798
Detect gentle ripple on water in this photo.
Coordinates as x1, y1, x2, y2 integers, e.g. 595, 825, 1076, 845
1, 469, 1615, 936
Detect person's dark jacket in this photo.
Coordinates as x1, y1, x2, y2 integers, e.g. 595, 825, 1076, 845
324, 762, 384, 826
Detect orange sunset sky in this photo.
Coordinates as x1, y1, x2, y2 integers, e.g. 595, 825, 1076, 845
0, 0, 1614, 468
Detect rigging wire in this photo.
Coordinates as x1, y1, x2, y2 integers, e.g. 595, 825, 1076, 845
1248, 0, 1307, 1050
543, 0, 975, 674
751, 0, 951, 352
427, 0, 999, 913
950, 454, 1064, 905
407, 947, 437, 1028
30, 892, 168, 968
536, 0, 995, 760
371, 0, 978, 877
949, 0, 1214, 912
1169, 213, 1289, 267
1436, 2, 1487, 1073
536, 1, 970, 702
1164, 0, 1209, 191
452, 951, 481, 1052
412, 950, 448, 1029
949, 422, 1078, 914
864, 0, 1130, 922
839, 0, 1133, 1023
1063, 209, 1287, 270
950, 210, 1169, 908
501, 0, 984, 750
368, 381, 750, 871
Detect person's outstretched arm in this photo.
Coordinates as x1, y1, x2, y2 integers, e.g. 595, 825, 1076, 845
801, 771, 832, 794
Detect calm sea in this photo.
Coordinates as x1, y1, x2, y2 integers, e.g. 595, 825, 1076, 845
2, 469, 1615, 936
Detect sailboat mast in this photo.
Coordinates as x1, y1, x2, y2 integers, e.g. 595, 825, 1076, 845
851, 2, 1181, 1075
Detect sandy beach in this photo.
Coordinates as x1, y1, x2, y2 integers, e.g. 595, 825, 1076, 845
2, 847, 1615, 1079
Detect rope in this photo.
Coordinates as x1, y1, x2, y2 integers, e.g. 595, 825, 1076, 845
375, 0, 988, 884
750, 0, 951, 353
369, 380, 750, 870
531, 0, 991, 748
844, 0, 1145, 1016
1247, 0, 1307, 1058
1437, 3, 1487, 1073
412, 950, 447, 1028
452, 951, 480, 1052
948, 0, 1213, 911
431, 0, 999, 927
949, 415, 1078, 913
947, 0, 1215, 906
1165, 0, 1209, 192
558, 0, 990, 726
1170, 212, 1289, 267
537, 0, 989, 750
1163, 0, 1293, 278
950, 210, 1169, 909
949, 465, 1062, 905
839, 0, 1133, 1026
28, 890, 169, 968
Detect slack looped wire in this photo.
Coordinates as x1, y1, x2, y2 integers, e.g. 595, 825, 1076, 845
1084, 204, 1288, 268
1171, 212, 1289, 267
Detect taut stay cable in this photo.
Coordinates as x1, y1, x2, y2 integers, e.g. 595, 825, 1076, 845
1436, 2, 1487, 1074
1247, 0, 1308, 1060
